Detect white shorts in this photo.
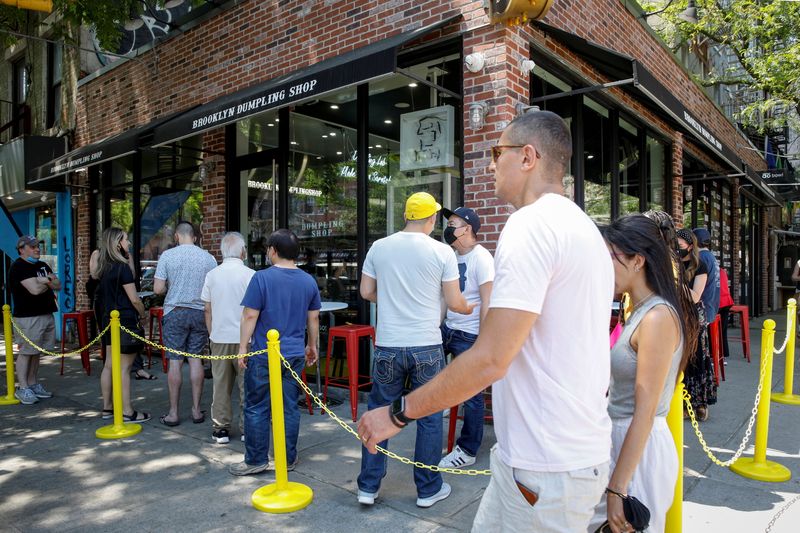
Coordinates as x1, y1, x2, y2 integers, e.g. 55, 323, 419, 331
472, 443, 609, 533
588, 417, 678, 533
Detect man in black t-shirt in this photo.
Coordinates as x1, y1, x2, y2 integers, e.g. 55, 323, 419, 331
8, 235, 61, 405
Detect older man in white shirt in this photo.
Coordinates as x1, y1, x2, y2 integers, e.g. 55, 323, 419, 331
201, 232, 255, 444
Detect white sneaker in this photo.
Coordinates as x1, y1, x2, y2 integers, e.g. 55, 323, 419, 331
357, 489, 378, 505
416, 482, 451, 508
30, 383, 53, 399
15, 387, 39, 405
438, 445, 476, 468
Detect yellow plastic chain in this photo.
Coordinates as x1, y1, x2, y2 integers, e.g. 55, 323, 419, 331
119, 325, 269, 359
278, 353, 492, 476
10, 316, 110, 357
682, 348, 769, 467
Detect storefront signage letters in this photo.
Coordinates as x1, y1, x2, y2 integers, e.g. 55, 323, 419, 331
51, 150, 104, 175
683, 111, 722, 152
759, 169, 787, 181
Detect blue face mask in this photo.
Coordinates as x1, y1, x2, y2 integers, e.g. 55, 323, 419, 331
24, 255, 38, 264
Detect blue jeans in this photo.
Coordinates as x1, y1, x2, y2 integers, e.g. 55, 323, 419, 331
441, 324, 484, 457
357, 345, 445, 498
243, 355, 305, 466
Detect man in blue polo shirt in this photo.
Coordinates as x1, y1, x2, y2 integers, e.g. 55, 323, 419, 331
229, 229, 321, 476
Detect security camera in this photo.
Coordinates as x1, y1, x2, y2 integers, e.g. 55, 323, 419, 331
520, 59, 536, 73
464, 52, 486, 73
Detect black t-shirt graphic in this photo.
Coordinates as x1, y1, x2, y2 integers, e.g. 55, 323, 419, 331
8, 258, 58, 317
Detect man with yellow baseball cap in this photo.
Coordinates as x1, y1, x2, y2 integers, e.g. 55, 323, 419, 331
356, 190, 473, 508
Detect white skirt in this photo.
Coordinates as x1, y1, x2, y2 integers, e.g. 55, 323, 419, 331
588, 417, 678, 533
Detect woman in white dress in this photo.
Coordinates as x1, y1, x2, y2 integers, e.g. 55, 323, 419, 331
590, 215, 699, 533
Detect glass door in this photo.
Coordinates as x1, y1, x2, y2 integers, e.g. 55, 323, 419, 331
240, 151, 279, 270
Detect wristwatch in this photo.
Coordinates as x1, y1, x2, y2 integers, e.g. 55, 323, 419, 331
390, 396, 415, 428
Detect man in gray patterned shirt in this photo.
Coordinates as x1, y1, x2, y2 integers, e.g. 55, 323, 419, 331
154, 222, 218, 426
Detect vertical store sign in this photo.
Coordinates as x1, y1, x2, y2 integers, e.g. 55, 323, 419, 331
56, 192, 74, 320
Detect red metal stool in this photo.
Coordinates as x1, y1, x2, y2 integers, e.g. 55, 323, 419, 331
323, 324, 375, 422
728, 305, 751, 363
708, 315, 725, 385
60, 311, 92, 376
447, 388, 493, 453
148, 307, 167, 372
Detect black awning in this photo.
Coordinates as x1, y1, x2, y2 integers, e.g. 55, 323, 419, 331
28, 128, 140, 190
152, 15, 461, 147
28, 109, 196, 190
534, 23, 743, 172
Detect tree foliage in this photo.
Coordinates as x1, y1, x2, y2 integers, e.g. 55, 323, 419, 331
641, 0, 800, 132
0, 0, 141, 49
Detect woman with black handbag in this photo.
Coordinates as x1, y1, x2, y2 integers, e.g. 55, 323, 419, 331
96, 227, 151, 422
590, 215, 699, 533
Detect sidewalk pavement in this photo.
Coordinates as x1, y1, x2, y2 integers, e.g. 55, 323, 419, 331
0, 310, 799, 532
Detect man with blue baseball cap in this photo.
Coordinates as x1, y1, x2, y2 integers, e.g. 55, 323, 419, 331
438, 206, 494, 469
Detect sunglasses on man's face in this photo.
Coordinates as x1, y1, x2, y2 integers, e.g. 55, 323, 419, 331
490, 144, 541, 162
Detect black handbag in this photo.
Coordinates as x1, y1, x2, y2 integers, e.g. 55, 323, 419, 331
596, 488, 651, 533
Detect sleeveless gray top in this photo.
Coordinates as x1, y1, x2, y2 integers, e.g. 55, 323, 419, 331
608, 296, 683, 419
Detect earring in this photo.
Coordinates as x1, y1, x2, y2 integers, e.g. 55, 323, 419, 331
634, 266, 640, 273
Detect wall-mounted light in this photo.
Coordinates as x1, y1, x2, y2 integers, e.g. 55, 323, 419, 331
469, 102, 489, 131
198, 163, 209, 182
520, 59, 536, 73
464, 52, 486, 73
683, 185, 693, 202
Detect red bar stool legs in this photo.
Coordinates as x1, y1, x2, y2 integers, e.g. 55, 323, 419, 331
148, 307, 166, 372
729, 305, 751, 363
60, 311, 91, 376
709, 315, 724, 385
323, 324, 375, 422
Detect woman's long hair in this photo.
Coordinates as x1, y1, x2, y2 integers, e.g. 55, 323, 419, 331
676, 228, 701, 283
97, 227, 129, 279
602, 215, 700, 376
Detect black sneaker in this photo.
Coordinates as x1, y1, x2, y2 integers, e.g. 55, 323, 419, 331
213, 428, 230, 444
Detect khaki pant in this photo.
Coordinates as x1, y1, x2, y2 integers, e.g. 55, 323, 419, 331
210, 342, 244, 433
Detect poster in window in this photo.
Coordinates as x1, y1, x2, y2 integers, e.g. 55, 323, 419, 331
399, 105, 455, 171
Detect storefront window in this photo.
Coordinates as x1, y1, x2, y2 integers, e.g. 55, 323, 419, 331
583, 98, 612, 224
236, 111, 279, 156
35, 205, 58, 274
619, 118, 641, 216
139, 174, 203, 263
368, 54, 462, 244
646, 135, 666, 212
289, 91, 358, 304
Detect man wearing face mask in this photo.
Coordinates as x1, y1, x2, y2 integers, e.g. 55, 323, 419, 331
438, 207, 494, 469
8, 235, 61, 404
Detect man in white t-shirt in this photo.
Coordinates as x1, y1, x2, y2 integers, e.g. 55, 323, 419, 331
437, 206, 494, 469
358, 111, 614, 532
201, 232, 255, 444
356, 191, 474, 509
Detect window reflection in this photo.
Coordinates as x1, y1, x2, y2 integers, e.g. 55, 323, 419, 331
619, 117, 641, 216
583, 98, 611, 224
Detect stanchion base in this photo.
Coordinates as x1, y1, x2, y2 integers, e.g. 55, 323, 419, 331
771, 392, 800, 406
0, 394, 20, 406
730, 457, 791, 482
95, 422, 142, 440
252, 482, 313, 514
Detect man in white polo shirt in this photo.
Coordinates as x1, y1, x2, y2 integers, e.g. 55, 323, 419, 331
201, 232, 255, 444
358, 111, 614, 532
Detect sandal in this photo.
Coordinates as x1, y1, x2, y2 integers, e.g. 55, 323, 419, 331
192, 410, 207, 424
101, 409, 113, 419
123, 410, 151, 423
134, 370, 157, 381
159, 414, 180, 427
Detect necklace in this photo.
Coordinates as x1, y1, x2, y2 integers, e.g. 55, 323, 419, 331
630, 291, 655, 314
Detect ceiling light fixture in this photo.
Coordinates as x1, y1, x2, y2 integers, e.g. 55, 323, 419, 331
408, 83, 418, 88
330, 104, 339, 109
384, 119, 392, 124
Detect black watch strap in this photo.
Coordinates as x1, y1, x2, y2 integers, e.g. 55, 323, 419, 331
390, 396, 415, 427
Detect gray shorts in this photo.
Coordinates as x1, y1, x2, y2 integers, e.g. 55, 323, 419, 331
162, 307, 208, 361
15, 314, 56, 356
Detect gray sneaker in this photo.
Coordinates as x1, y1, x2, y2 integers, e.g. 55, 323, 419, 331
30, 383, 53, 399
15, 387, 39, 405
228, 461, 268, 476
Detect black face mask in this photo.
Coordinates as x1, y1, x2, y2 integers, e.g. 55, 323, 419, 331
678, 248, 690, 259
443, 226, 459, 245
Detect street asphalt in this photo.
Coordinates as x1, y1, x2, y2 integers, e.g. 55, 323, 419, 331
1, 308, 799, 532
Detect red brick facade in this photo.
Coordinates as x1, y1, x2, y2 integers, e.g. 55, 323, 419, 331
70, 0, 776, 312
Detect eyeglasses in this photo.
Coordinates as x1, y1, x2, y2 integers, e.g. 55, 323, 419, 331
490, 144, 542, 162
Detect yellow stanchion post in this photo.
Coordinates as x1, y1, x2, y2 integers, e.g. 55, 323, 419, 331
665, 373, 684, 533
730, 320, 791, 482
96, 311, 142, 440
251, 329, 313, 513
772, 298, 800, 405
1, 305, 21, 406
